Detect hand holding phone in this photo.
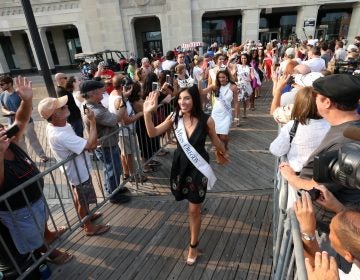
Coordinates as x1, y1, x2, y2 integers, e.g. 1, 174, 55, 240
166, 74, 171, 84
152, 82, 158, 92
83, 104, 87, 114
5, 125, 19, 138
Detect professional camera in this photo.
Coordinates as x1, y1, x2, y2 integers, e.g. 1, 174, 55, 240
313, 134, 360, 189
334, 59, 360, 75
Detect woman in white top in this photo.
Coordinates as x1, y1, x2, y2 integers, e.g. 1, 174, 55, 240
269, 87, 330, 208
198, 69, 238, 161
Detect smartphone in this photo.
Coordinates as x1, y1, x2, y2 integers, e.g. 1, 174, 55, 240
152, 82, 158, 92
297, 188, 321, 201
83, 104, 87, 114
174, 74, 178, 79
166, 74, 171, 84
5, 124, 19, 138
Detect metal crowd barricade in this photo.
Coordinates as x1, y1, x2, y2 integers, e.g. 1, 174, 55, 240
0, 99, 176, 279
272, 155, 307, 280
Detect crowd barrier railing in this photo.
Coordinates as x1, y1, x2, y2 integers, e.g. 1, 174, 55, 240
272, 156, 308, 280
0, 99, 175, 279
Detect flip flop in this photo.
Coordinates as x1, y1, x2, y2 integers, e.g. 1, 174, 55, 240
46, 251, 73, 265
85, 224, 110, 236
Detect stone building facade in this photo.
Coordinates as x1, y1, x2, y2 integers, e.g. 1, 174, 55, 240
0, 0, 359, 74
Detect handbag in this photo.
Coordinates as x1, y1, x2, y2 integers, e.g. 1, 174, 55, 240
289, 120, 299, 143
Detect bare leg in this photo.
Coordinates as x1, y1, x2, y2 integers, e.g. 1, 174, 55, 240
249, 93, 255, 110
219, 134, 229, 151
121, 154, 130, 177
243, 100, 247, 118
188, 202, 201, 261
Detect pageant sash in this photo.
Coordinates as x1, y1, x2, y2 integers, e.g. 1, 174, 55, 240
174, 117, 217, 190
217, 87, 232, 114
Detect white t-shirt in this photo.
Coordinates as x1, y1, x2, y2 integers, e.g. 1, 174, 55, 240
108, 94, 134, 136
301, 57, 326, 72
101, 92, 109, 109
46, 123, 91, 186
161, 60, 177, 71
338, 263, 360, 280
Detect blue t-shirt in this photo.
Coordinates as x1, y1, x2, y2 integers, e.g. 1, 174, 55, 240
0, 91, 33, 124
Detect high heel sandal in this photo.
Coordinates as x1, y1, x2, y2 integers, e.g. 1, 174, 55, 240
186, 242, 199, 266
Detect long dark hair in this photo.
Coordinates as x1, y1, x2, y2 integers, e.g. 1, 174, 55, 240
173, 85, 203, 127
65, 76, 76, 92
128, 81, 141, 103
143, 72, 158, 98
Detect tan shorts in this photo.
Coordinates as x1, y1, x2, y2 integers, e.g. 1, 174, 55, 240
119, 133, 137, 155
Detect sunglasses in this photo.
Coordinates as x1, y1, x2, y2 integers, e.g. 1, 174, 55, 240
60, 77, 68, 80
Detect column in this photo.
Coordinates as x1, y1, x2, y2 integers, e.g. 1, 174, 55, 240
242, 9, 261, 42
347, 2, 360, 43
38, 27, 55, 70
0, 46, 10, 74
73, 22, 92, 52
295, 5, 319, 41
24, 29, 41, 70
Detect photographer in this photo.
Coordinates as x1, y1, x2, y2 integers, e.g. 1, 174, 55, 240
279, 74, 360, 270
294, 192, 360, 279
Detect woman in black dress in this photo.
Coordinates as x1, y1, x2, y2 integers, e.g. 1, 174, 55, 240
143, 85, 228, 265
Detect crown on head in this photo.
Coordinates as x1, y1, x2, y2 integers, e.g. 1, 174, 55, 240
177, 77, 195, 88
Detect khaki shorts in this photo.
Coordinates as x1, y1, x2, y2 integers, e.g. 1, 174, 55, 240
73, 178, 97, 206
119, 133, 137, 155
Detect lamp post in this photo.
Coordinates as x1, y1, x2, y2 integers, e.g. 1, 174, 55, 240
20, 0, 56, 97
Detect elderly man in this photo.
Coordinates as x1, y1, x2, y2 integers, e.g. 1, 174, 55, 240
79, 80, 131, 204
55, 73, 83, 137
38, 95, 110, 236
294, 192, 360, 279
279, 74, 360, 271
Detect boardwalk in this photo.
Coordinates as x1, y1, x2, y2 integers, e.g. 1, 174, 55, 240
4, 80, 278, 279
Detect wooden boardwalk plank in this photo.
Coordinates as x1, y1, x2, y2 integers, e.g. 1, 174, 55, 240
27, 80, 276, 279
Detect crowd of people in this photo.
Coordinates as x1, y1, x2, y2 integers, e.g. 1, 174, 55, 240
266, 36, 360, 279
0, 32, 360, 278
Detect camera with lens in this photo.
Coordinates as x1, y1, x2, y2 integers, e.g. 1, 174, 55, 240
313, 136, 360, 190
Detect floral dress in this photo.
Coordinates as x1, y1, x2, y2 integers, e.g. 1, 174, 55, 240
236, 64, 253, 102
170, 112, 210, 204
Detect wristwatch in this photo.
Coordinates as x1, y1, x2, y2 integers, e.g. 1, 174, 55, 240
301, 232, 316, 241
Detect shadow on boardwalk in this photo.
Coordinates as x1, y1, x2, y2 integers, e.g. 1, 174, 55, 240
18, 81, 277, 279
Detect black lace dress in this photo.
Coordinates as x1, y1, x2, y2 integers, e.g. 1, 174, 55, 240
170, 112, 210, 204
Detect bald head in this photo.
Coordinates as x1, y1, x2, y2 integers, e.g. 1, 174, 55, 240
331, 210, 360, 261
293, 64, 311, 75
55, 73, 68, 87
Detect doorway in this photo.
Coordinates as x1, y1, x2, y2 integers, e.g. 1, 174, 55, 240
133, 17, 162, 59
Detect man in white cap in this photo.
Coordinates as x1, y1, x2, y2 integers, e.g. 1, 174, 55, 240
38, 95, 110, 236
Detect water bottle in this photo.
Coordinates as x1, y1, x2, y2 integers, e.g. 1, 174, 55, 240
39, 264, 52, 279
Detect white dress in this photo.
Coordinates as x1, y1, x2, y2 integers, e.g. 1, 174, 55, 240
211, 83, 233, 135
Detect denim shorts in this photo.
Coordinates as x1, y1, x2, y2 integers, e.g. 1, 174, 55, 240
0, 198, 48, 254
